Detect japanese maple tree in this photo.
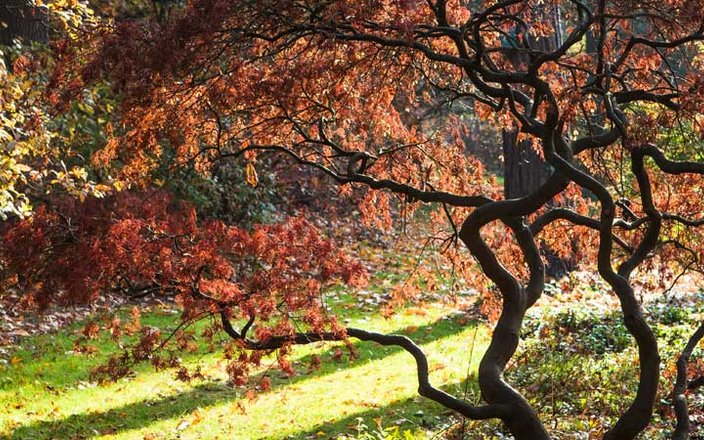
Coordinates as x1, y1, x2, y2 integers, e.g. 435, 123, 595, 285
22, 0, 704, 438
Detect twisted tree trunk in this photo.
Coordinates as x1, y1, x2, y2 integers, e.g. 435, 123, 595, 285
501, 4, 573, 276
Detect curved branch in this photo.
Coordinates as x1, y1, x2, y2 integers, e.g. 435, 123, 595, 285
618, 147, 662, 278
529, 207, 633, 252
672, 321, 704, 440
639, 144, 704, 175
546, 135, 659, 440
455, 169, 568, 439
219, 144, 493, 207
219, 311, 509, 421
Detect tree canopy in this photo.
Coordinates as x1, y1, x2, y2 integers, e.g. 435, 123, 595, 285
4, 1, 704, 439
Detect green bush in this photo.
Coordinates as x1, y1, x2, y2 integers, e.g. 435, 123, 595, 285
522, 308, 632, 356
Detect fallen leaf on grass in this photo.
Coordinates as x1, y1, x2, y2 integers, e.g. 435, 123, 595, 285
175, 419, 191, 431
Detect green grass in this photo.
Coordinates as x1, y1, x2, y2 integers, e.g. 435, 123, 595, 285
0, 298, 489, 440
5, 260, 699, 440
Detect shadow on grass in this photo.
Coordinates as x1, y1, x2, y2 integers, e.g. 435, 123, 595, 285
264, 315, 483, 386
4, 309, 478, 391
5, 315, 484, 440
7, 377, 483, 440
4, 381, 236, 440
292, 378, 483, 440
0, 311, 185, 392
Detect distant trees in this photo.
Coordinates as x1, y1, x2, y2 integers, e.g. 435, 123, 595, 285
0, 0, 48, 219
0, 0, 105, 219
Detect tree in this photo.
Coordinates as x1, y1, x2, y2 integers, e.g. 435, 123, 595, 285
25, 0, 704, 438
0, 0, 49, 219
498, 2, 560, 201
0, 0, 106, 220
0, 0, 48, 47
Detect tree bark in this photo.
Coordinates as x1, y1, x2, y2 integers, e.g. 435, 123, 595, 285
502, 4, 573, 276
0, 1, 48, 47
458, 174, 568, 439
672, 321, 704, 440
502, 131, 547, 199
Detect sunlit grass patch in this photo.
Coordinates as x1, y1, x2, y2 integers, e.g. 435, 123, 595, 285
1, 299, 488, 440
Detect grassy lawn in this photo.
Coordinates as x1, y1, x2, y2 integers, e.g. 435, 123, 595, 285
0, 294, 490, 440
2, 239, 702, 440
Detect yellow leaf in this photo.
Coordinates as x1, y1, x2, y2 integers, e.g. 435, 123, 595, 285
245, 162, 258, 187
10, 356, 21, 365
191, 409, 203, 425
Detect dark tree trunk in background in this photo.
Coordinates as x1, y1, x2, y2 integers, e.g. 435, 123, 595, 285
502, 4, 574, 276
502, 131, 546, 199
502, 4, 562, 199
0, 1, 48, 47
